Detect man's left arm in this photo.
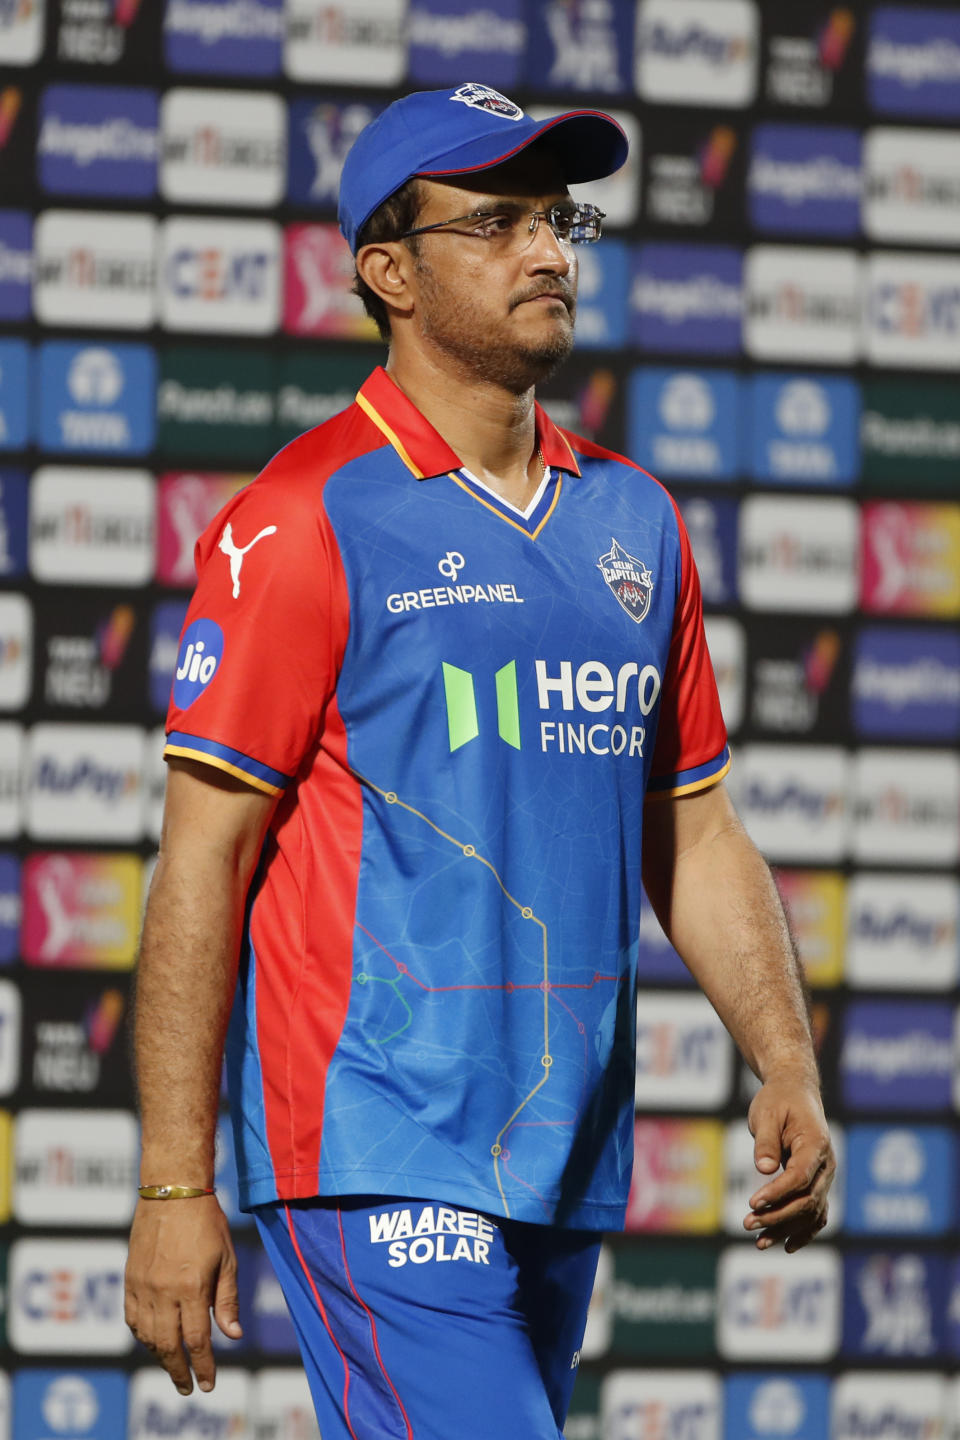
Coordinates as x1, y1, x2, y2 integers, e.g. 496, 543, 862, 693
642, 778, 836, 1253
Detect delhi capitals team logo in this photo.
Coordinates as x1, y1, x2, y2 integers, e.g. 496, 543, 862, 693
597, 538, 654, 624
449, 84, 523, 121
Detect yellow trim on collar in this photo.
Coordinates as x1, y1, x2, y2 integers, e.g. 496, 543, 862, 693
446, 471, 562, 542
356, 391, 426, 479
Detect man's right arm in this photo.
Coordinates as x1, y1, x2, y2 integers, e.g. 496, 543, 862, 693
125, 756, 277, 1394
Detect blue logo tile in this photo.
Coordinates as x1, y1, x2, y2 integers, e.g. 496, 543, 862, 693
841, 1000, 953, 1111
408, 0, 527, 87
13, 1371, 127, 1440
37, 85, 159, 198
0, 851, 20, 964
868, 7, 960, 118
38, 341, 156, 456
574, 238, 629, 349
949, 1257, 960, 1357
527, 0, 631, 93
0, 210, 32, 321
843, 1250, 948, 1359
724, 1374, 831, 1440
748, 125, 861, 236
748, 373, 860, 485
287, 98, 384, 210
852, 627, 960, 741
677, 495, 739, 607
629, 368, 740, 479
164, 0, 284, 76
631, 245, 742, 355
0, 469, 28, 577
150, 599, 189, 714
846, 1125, 954, 1235
0, 338, 31, 451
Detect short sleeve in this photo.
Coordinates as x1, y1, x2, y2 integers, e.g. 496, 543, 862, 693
646, 500, 730, 800
164, 471, 347, 795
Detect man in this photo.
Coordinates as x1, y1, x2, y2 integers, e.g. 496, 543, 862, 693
126, 84, 834, 1440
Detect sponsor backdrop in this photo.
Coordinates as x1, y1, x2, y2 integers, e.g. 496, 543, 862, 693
2, 0, 960, 1435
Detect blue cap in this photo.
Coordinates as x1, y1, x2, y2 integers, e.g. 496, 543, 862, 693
338, 83, 629, 254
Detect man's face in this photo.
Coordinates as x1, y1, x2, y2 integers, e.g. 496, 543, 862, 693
405, 149, 579, 393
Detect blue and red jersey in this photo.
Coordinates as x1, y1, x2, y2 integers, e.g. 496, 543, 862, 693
166, 366, 729, 1229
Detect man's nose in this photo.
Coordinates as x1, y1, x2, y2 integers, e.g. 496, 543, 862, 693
524, 217, 572, 274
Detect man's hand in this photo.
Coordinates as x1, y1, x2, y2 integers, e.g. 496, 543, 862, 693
125, 1196, 242, 1394
744, 1076, 836, 1254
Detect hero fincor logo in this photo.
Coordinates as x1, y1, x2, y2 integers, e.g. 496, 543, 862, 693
442, 657, 662, 758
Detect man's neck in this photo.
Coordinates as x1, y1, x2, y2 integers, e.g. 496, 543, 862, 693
385, 348, 544, 510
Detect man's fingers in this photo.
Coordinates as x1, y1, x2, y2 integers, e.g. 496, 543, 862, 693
181, 1299, 217, 1393
749, 1139, 825, 1211
213, 1256, 243, 1342
149, 1307, 194, 1395
750, 1113, 783, 1176
752, 1209, 828, 1253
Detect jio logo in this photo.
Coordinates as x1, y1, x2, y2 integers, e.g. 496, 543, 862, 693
173, 618, 224, 709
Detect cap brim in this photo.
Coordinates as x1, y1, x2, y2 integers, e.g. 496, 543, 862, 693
417, 110, 629, 187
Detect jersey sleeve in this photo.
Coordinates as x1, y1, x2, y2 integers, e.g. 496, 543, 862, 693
646, 500, 730, 801
164, 471, 348, 795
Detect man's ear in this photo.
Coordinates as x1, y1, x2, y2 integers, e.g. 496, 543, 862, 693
356, 242, 416, 320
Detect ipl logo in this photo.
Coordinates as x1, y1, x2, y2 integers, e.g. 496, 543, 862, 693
597, 538, 654, 624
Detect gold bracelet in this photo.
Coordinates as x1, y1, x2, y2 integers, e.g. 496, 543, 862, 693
138, 1185, 215, 1200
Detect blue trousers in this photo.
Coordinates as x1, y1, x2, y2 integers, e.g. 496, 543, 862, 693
255, 1195, 602, 1440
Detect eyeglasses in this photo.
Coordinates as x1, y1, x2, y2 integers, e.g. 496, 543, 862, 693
395, 202, 606, 255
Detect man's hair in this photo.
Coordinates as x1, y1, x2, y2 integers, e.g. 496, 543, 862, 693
352, 179, 423, 342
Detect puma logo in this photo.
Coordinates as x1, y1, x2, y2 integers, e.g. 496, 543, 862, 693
218, 521, 277, 598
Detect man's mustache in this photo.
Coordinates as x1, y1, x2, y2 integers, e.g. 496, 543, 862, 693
509, 280, 576, 312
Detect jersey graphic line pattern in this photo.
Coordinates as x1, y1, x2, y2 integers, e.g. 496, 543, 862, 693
166, 366, 730, 1222
355, 767, 557, 1217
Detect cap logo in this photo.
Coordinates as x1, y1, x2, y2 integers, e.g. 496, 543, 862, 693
449, 83, 523, 122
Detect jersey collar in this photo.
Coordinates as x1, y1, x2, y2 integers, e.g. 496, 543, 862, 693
355, 366, 582, 481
